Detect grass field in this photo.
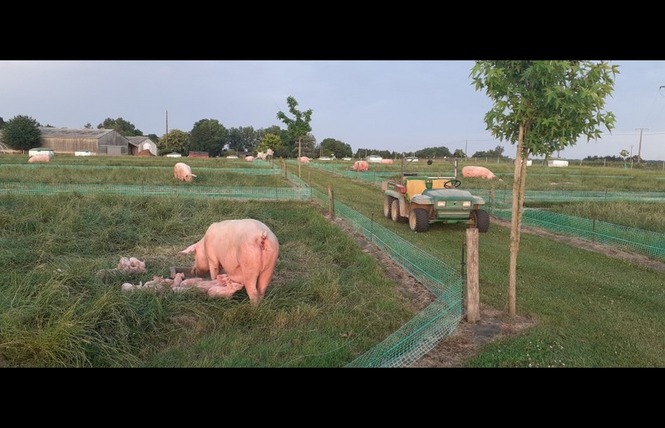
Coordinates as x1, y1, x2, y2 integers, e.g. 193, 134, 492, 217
1, 154, 663, 367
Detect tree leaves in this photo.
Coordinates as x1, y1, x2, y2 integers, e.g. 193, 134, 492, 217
2, 115, 41, 151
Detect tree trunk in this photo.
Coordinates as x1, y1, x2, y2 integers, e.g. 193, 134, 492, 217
508, 124, 529, 317
298, 137, 302, 179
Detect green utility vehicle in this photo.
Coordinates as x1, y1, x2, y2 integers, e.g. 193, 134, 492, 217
382, 175, 490, 233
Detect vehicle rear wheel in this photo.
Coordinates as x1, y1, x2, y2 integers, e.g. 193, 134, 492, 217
391, 199, 405, 223
471, 209, 490, 233
383, 196, 394, 218
409, 208, 429, 232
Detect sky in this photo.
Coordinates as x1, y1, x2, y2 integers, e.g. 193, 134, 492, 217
2, 60, 665, 161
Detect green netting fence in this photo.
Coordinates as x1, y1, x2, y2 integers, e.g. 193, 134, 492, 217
492, 208, 665, 261
289, 170, 466, 367
488, 189, 665, 206
477, 189, 665, 261
0, 182, 311, 201
308, 189, 464, 367
2, 164, 663, 367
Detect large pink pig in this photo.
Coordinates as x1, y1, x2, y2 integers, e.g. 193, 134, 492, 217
180, 219, 279, 305
174, 162, 197, 182
462, 166, 500, 180
28, 155, 50, 163
352, 160, 369, 171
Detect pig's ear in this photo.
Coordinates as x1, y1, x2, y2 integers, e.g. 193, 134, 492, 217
181, 243, 197, 254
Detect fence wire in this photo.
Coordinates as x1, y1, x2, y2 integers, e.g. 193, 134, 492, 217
0, 182, 311, 201
492, 208, 665, 261
1, 164, 663, 367
307, 188, 465, 367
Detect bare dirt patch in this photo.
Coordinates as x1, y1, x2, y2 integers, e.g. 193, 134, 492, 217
327, 213, 665, 367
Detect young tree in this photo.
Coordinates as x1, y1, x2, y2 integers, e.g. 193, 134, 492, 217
2, 115, 41, 151
471, 60, 618, 317
277, 96, 313, 176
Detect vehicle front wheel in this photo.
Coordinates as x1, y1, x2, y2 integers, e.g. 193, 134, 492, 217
471, 209, 490, 233
383, 196, 394, 219
409, 208, 430, 232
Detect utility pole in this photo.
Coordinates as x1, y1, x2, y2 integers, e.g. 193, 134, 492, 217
635, 128, 648, 163
165, 110, 169, 151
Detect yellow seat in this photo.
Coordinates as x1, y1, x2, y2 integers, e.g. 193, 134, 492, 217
406, 179, 427, 196
431, 179, 446, 189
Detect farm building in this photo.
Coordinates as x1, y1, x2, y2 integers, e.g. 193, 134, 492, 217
127, 136, 158, 156
188, 151, 209, 158
38, 127, 131, 156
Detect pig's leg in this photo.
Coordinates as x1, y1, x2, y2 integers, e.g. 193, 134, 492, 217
242, 277, 258, 304
208, 260, 220, 282
242, 271, 261, 305
256, 269, 275, 303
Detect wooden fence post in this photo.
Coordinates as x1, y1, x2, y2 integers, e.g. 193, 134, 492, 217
465, 227, 479, 323
328, 185, 335, 219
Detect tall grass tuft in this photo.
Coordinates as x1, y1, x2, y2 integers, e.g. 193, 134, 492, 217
0, 191, 416, 367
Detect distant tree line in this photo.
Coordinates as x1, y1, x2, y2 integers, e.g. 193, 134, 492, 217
0, 109, 357, 159
584, 154, 639, 162
353, 144, 510, 160
0, 111, 511, 160
2, 111, 657, 162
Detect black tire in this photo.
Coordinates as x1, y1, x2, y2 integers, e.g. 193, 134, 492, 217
391, 199, 405, 223
383, 196, 394, 219
471, 209, 490, 233
444, 179, 462, 189
409, 208, 430, 232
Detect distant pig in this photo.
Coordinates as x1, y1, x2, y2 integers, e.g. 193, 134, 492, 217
28, 155, 50, 163
180, 219, 280, 305
352, 160, 369, 171
462, 166, 502, 181
174, 162, 197, 182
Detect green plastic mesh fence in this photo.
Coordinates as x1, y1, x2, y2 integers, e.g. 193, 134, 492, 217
306, 187, 465, 367
2, 164, 282, 175
488, 189, 665, 207
0, 182, 311, 200
345, 297, 462, 367
493, 208, 665, 261
2, 163, 663, 367
304, 161, 398, 185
